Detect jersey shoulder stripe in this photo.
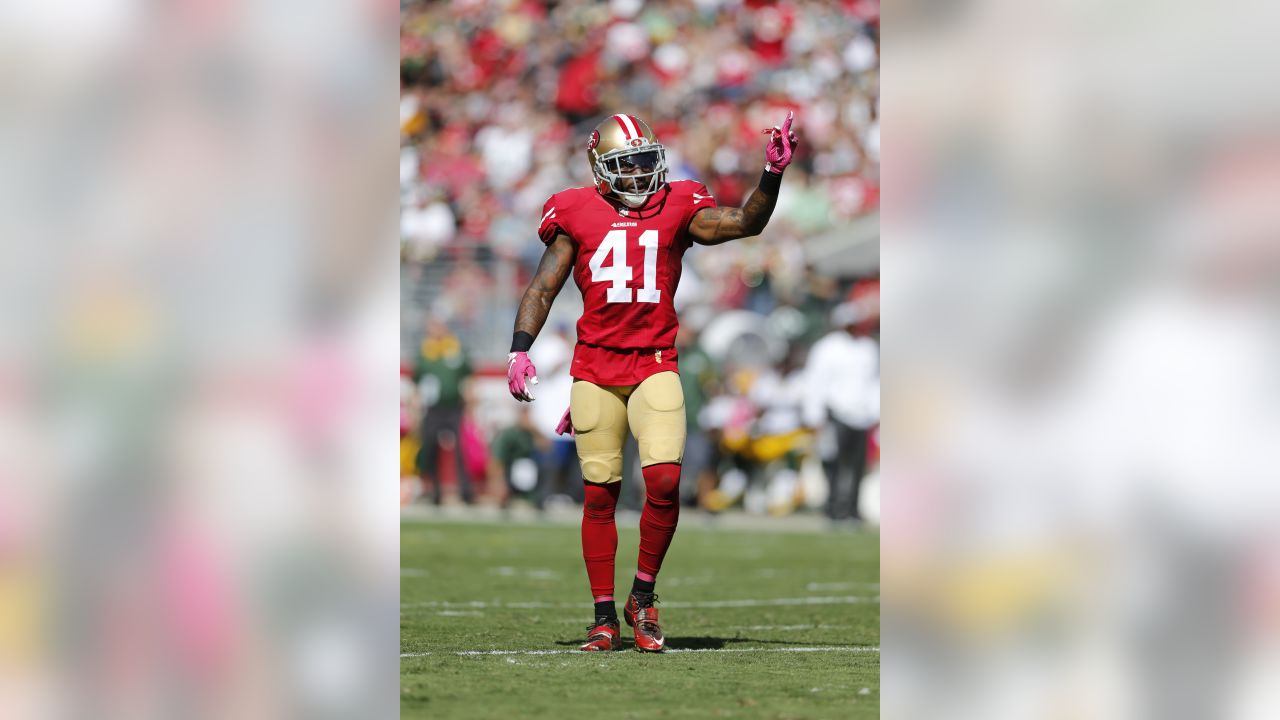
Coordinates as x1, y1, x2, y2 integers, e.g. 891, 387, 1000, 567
538, 186, 597, 245
667, 178, 714, 200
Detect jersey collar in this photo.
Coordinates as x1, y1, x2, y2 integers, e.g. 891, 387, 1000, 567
597, 183, 671, 219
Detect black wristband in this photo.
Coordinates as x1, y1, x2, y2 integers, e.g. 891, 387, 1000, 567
759, 169, 783, 196
511, 331, 534, 353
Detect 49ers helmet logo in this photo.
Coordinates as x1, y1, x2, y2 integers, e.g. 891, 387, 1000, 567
629, 138, 646, 147
588, 130, 599, 150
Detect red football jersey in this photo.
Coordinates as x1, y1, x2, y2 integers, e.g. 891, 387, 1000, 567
538, 180, 717, 385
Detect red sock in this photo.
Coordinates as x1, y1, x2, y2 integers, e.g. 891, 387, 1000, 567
637, 463, 681, 580
581, 481, 621, 599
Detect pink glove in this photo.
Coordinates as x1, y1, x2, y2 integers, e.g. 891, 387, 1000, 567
761, 111, 799, 174
507, 352, 539, 401
555, 406, 574, 437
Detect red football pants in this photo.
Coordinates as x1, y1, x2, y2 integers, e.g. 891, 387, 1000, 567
580, 464, 682, 598
636, 462, 681, 578
582, 481, 621, 598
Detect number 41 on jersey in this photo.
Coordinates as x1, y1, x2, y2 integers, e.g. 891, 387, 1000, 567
588, 229, 661, 304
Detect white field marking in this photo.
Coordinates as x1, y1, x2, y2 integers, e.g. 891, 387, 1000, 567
436, 611, 482, 617
659, 575, 715, 587
401, 645, 879, 658
488, 566, 561, 580
402, 595, 878, 611
727, 624, 849, 631
660, 596, 879, 609
403, 600, 491, 609
400, 568, 429, 577
806, 581, 879, 592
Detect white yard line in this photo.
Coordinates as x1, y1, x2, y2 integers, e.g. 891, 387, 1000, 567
805, 581, 879, 591
727, 624, 849, 631
489, 566, 562, 580
664, 596, 879, 609
402, 595, 878, 611
401, 646, 880, 658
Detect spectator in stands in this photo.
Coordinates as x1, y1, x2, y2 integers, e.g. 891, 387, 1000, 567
399, 0, 880, 284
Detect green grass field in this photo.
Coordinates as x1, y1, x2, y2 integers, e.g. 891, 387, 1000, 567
401, 517, 879, 719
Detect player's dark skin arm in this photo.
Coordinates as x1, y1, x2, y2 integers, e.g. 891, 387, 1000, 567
686, 185, 778, 245
514, 233, 576, 340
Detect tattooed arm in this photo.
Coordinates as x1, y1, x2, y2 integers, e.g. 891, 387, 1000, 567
686, 186, 779, 246
514, 233, 576, 341
688, 111, 798, 246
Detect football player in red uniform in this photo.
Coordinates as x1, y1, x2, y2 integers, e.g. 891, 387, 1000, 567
507, 112, 798, 652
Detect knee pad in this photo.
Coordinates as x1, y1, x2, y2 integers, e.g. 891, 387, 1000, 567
580, 457, 619, 485
643, 437, 685, 466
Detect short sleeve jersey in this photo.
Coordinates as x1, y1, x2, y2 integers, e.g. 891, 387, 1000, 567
537, 180, 717, 351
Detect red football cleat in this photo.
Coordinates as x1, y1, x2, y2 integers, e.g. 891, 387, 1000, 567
580, 620, 621, 652
624, 592, 665, 652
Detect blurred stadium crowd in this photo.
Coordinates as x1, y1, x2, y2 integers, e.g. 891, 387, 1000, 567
400, 0, 880, 520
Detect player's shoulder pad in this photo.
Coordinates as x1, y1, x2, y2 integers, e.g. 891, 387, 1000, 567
546, 185, 597, 209
668, 179, 716, 209
667, 179, 711, 196
538, 186, 594, 244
